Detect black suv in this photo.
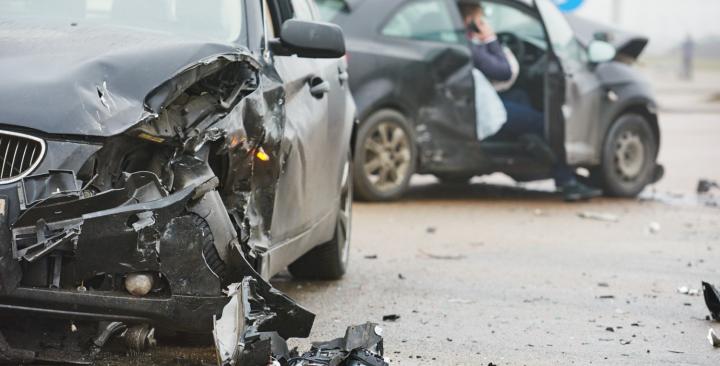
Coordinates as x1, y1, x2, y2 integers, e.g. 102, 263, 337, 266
319, 0, 662, 201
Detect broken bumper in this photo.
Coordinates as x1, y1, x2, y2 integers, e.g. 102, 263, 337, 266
0, 166, 227, 332
0, 138, 259, 334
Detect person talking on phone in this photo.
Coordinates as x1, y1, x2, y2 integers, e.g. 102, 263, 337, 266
458, 1, 602, 202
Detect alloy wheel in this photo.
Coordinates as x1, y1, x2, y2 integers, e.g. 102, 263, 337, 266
362, 122, 411, 193
614, 130, 645, 181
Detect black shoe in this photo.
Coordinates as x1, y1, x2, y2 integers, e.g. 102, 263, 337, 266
561, 181, 603, 202
519, 134, 557, 164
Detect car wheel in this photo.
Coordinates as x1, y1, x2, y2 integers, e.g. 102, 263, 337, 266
435, 173, 474, 185
596, 113, 658, 197
353, 109, 416, 201
288, 153, 352, 280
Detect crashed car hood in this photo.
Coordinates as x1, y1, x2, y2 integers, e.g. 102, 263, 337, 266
0, 20, 248, 137
565, 14, 649, 60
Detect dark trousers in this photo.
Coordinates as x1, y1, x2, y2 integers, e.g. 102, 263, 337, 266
496, 99, 576, 186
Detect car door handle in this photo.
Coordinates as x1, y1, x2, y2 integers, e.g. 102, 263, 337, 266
308, 77, 330, 99
338, 71, 349, 84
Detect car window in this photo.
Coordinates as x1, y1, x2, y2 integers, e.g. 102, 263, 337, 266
381, 0, 461, 44
315, 0, 347, 21
534, 0, 586, 64
0, 0, 245, 42
482, 2, 545, 48
291, 0, 314, 20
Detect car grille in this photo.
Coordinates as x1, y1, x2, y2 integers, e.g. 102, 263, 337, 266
0, 130, 45, 184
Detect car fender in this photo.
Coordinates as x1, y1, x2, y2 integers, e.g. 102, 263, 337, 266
593, 90, 659, 166
585, 63, 659, 166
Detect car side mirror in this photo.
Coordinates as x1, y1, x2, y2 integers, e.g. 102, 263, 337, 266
588, 40, 617, 64
270, 19, 346, 59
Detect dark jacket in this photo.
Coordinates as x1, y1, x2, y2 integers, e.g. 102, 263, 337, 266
469, 38, 513, 82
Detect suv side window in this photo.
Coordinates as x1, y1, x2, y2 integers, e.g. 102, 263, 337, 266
381, 0, 461, 44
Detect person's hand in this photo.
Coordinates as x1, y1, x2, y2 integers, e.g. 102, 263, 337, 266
476, 19, 496, 42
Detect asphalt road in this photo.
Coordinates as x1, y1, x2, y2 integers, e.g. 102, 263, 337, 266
271, 73, 720, 366
97, 70, 720, 366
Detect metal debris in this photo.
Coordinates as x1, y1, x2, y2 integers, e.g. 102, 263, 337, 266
419, 250, 466, 260
577, 212, 619, 223
213, 278, 387, 366
697, 179, 719, 194
382, 314, 401, 322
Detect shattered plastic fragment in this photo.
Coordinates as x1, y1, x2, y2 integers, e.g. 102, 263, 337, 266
702, 282, 720, 321
708, 329, 720, 348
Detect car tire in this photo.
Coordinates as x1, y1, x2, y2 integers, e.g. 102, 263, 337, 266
288, 153, 352, 280
353, 109, 416, 201
595, 113, 658, 197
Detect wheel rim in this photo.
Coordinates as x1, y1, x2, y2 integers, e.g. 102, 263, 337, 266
614, 130, 645, 181
337, 157, 352, 267
363, 122, 411, 193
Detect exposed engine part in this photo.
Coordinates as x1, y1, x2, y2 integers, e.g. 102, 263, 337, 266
124, 273, 155, 297
123, 324, 157, 355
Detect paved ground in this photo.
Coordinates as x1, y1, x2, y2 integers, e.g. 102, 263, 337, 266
271, 70, 720, 366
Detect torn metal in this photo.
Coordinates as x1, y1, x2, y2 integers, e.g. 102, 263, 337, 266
214, 281, 387, 366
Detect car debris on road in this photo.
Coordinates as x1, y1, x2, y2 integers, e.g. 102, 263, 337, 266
577, 212, 620, 223
214, 283, 388, 366
702, 282, 720, 320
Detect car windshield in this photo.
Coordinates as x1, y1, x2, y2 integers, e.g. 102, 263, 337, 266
0, 0, 245, 42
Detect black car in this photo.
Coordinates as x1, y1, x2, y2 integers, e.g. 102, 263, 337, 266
318, 0, 663, 201
0, 0, 354, 345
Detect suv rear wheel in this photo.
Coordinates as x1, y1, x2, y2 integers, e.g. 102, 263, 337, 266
594, 113, 658, 197
353, 109, 416, 201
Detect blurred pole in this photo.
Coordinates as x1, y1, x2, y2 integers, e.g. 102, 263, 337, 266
611, 0, 621, 24
682, 35, 695, 81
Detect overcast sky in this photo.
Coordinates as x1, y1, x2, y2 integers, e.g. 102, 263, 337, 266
570, 0, 720, 54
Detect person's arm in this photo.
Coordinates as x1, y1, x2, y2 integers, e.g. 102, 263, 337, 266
470, 40, 513, 82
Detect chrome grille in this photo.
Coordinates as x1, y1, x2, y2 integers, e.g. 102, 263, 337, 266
0, 130, 45, 184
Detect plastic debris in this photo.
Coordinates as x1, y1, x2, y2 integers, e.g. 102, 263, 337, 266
708, 329, 720, 348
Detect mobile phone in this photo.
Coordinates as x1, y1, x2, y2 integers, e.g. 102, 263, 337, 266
467, 21, 481, 34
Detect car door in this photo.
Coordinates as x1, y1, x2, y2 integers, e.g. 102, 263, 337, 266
268, 0, 339, 248
379, 0, 476, 145
534, 0, 605, 164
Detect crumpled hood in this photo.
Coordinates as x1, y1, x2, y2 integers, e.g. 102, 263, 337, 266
566, 15, 649, 60
0, 20, 247, 137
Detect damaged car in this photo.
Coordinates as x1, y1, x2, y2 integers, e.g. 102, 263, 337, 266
0, 0, 356, 362
318, 0, 663, 201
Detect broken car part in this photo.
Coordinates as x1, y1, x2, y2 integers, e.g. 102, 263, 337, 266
214, 283, 388, 366
702, 282, 720, 321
